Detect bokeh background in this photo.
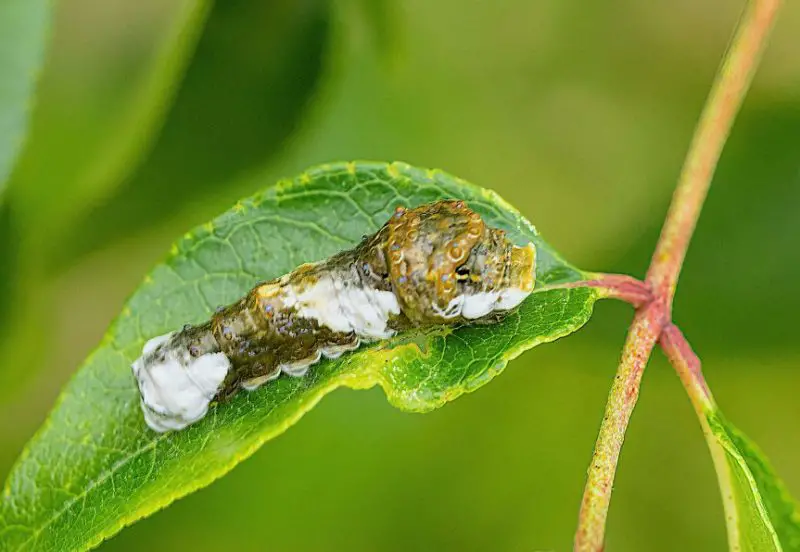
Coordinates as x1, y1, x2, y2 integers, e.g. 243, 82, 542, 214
1, 0, 799, 550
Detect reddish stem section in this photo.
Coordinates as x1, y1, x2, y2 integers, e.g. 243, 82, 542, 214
646, 0, 784, 312
659, 324, 711, 402
587, 275, 653, 308
552, 274, 652, 308
573, 1, 783, 551
574, 301, 665, 548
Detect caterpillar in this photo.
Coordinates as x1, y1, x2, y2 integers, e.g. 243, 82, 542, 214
132, 200, 536, 432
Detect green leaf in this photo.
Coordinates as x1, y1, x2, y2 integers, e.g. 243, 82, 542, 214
0, 0, 51, 195
0, 162, 597, 551
0, 0, 211, 397
57, 0, 333, 268
7, 0, 210, 238
705, 410, 800, 551
0, 0, 51, 397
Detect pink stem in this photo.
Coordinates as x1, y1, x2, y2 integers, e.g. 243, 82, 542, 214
552, 274, 652, 308
659, 324, 713, 407
574, 301, 665, 549
646, 0, 784, 311
573, 1, 783, 550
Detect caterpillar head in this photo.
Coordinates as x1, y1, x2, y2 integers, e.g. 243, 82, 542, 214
382, 200, 536, 323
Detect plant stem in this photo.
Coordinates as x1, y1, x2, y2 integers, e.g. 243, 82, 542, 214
658, 325, 744, 548
573, 1, 782, 550
646, 0, 784, 312
539, 274, 652, 308
574, 302, 664, 550
659, 324, 713, 412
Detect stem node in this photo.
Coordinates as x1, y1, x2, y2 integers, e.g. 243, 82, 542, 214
572, 1, 783, 550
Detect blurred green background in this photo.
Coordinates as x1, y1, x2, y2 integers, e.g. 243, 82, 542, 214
1, 0, 799, 550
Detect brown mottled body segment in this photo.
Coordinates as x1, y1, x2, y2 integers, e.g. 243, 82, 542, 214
157, 200, 536, 404
180, 253, 365, 399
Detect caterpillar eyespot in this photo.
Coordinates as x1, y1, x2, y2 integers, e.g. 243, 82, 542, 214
131, 200, 537, 432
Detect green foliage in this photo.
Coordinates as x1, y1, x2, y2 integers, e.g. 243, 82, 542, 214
0, 0, 210, 396
0, 0, 51, 390
59, 0, 333, 268
7, 0, 209, 234
0, 2, 797, 550
0, 0, 334, 397
0, 0, 51, 193
705, 410, 800, 551
0, 162, 597, 551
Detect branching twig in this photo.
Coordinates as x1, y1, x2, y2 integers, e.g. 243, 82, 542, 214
659, 324, 714, 411
646, 0, 784, 312
659, 325, 744, 546
572, 1, 783, 550
538, 274, 652, 308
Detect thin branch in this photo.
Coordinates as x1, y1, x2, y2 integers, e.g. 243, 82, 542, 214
573, 1, 782, 550
574, 302, 664, 550
646, 0, 784, 312
659, 323, 713, 411
659, 325, 742, 546
538, 274, 652, 308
